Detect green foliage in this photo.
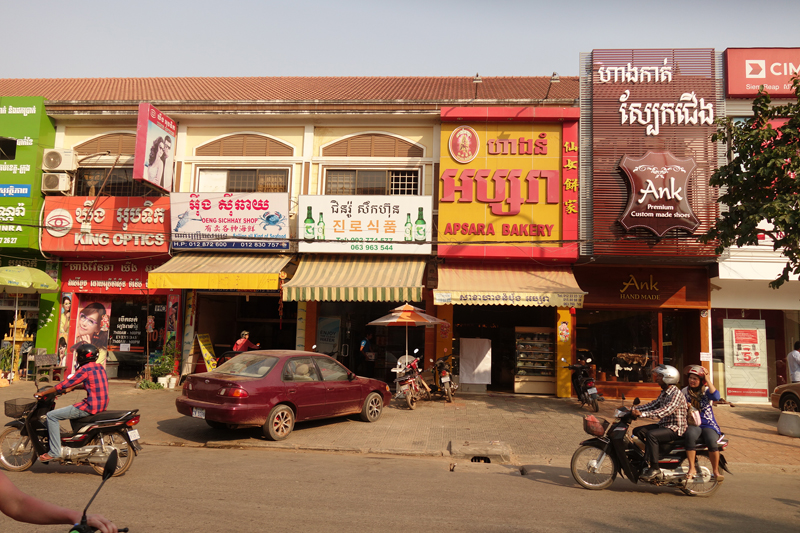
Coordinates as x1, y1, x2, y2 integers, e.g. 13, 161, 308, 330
0, 345, 13, 372
702, 76, 800, 288
150, 352, 175, 379
137, 380, 163, 390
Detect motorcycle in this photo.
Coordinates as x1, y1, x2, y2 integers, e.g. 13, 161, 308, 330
570, 397, 730, 497
70, 449, 129, 532
391, 356, 430, 409
429, 354, 458, 402
564, 357, 601, 412
0, 386, 142, 477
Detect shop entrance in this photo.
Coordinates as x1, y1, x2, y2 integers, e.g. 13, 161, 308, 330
196, 293, 297, 357
453, 305, 555, 392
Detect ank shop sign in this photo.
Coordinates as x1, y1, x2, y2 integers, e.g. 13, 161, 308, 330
618, 151, 699, 237
438, 118, 579, 261
42, 197, 170, 256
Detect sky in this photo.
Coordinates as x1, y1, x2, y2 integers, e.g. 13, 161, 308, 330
5, 0, 800, 79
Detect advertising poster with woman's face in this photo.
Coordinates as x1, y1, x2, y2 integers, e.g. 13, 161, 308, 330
132, 103, 177, 192
71, 299, 111, 370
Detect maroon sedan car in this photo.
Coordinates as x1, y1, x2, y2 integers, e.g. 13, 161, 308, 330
176, 350, 392, 440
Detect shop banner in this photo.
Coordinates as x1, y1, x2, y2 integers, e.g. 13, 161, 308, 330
61, 257, 172, 295
298, 195, 432, 254
0, 96, 55, 250
725, 48, 800, 98
723, 319, 769, 403
316, 317, 341, 355
42, 197, 170, 255
170, 192, 290, 250
132, 103, 176, 192
196, 333, 217, 371
71, 297, 112, 370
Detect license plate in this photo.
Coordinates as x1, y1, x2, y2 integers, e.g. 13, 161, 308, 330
192, 407, 206, 419
400, 384, 410, 392
127, 429, 140, 441
440, 376, 450, 383
587, 387, 598, 395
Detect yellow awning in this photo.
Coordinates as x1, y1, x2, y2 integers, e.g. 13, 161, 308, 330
148, 253, 292, 291
433, 263, 586, 307
282, 255, 426, 302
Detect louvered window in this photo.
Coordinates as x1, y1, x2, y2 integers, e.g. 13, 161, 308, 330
198, 169, 289, 192
75, 168, 161, 197
324, 169, 419, 195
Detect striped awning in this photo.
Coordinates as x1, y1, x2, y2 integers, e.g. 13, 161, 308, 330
433, 263, 586, 308
282, 255, 426, 302
148, 253, 292, 291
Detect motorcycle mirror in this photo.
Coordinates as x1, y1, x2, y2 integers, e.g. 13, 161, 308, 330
79, 449, 118, 528
633, 397, 641, 406
621, 394, 626, 401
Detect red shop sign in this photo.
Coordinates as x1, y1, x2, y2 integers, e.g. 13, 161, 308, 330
62, 257, 173, 295
42, 196, 170, 256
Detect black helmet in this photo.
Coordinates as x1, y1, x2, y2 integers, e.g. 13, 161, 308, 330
76, 344, 99, 367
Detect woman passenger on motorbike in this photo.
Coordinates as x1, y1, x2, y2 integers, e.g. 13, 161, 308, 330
682, 365, 724, 481
631, 364, 688, 481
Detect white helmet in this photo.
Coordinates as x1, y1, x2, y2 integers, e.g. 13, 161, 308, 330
652, 364, 680, 385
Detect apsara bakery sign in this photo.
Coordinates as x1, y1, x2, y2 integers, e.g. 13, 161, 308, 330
438, 108, 579, 260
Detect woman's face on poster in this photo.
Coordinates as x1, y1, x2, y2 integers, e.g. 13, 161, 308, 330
63, 299, 71, 313
77, 308, 103, 337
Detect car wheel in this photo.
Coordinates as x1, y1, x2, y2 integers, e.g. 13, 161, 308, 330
263, 405, 294, 441
360, 392, 384, 422
780, 394, 800, 412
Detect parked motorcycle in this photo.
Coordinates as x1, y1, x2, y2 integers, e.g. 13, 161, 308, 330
570, 397, 730, 497
391, 356, 430, 409
563, 357, 601, 412
0, 387, 141, 477
430, 355, 458, 402
70, 449, 129, 532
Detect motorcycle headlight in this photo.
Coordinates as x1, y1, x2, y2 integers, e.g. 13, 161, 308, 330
614, 408, 626, 418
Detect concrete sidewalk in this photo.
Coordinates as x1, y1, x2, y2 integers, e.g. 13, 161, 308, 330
1, 380, 798, 472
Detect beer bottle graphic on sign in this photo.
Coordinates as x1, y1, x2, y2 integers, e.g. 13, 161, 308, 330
304, 206, 315, 241
404, 213, 412, 241
316, 212, 325, 241
414, 207, 426, 242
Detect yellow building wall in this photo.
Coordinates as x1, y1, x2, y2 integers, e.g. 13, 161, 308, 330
556, 308, 573, 398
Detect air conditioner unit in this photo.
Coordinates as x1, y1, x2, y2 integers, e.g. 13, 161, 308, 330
41, 173, 71, 193
42, 148, 77, 172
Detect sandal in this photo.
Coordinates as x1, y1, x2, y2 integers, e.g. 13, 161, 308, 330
685, 471, 696, 480
712, 473, 724, 483
38, 453, 55, 462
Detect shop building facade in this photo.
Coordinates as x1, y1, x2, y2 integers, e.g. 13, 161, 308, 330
578, 48, 724, 399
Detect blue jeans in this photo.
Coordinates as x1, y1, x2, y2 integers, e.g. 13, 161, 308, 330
46, 405, 89, 458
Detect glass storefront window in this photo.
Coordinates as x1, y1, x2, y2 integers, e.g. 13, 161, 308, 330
576, 309, 656, 383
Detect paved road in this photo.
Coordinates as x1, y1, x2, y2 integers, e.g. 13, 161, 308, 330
3, 446, 798, 532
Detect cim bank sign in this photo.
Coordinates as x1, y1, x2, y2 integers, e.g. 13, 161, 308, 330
726, 48, 800, 98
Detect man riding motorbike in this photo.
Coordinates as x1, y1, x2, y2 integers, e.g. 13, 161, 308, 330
34, 343, 109, 463
631, 364, 688, 481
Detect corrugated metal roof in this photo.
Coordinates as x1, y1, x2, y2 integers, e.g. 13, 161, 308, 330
0, 76, 579, 103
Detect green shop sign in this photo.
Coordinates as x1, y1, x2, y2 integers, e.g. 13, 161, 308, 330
0, 96, 55, 251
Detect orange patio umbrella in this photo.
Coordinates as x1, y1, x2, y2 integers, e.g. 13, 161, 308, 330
367, 303, 448, 356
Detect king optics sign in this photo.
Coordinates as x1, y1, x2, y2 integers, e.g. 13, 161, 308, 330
618, 151, 699, 237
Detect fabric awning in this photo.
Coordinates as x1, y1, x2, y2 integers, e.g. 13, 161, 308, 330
282, 255, 426, 302
148, 253, 292, 291
433, 263, 586, 307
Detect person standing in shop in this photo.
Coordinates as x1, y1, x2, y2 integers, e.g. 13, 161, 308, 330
788, 340, 800, 383
233, 330, 260, 352
359, 332, 375, 377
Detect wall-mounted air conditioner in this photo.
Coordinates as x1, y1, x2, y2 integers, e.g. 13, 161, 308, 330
42, 148, 77, 172
41, 173, 71, 193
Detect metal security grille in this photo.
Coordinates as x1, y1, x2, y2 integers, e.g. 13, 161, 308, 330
227, 169, 289, 192
325, 169, 418, 195
75, 168, 159, 196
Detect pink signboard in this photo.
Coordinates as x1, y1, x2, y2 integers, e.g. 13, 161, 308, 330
133, 103, 177, 192
726, 48, 800, 99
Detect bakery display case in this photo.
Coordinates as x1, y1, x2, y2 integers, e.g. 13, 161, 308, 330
514, 326, 556, 394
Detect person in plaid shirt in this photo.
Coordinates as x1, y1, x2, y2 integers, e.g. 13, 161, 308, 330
34, 344, 109, 463
632, 364, 688, 481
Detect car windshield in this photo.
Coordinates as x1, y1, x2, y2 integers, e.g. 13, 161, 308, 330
213, 353, 279, 378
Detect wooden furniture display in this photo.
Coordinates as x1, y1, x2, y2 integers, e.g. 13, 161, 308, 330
514, 326, 556, 395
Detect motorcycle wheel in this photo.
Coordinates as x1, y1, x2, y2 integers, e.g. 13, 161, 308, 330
570, 445, 617, 490
0, 427, 35, 472
444, 382, 453, 403
405, 391, 417, 410
679, 455, 719, 497
89, 432, 134, 477
591, 398, 599, 412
